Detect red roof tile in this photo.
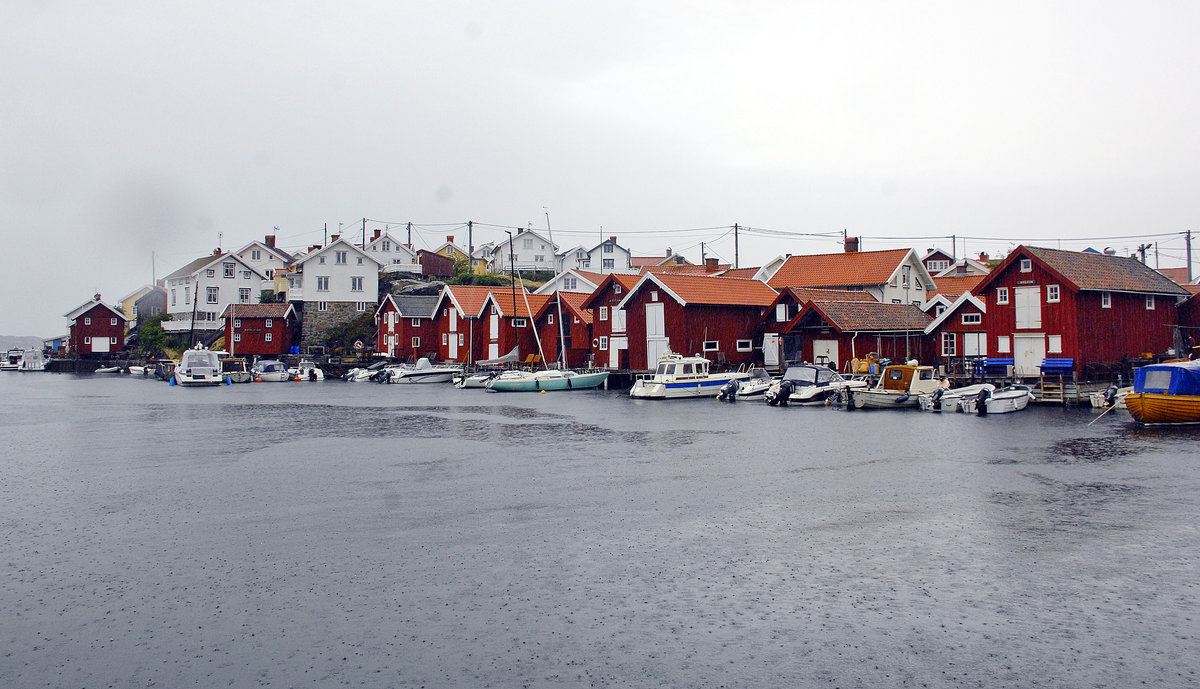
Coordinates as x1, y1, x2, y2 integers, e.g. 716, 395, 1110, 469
444, 285, 495, 317
486, 291, 553, 319
1022, 246, 1189, 296
804, 300, 933, 332
645, 273, 777, 307
928, 275, 988, 299
767, 248, 913, 289
218, 302, 294, 319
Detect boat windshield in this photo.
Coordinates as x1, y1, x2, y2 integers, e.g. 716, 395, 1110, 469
783, 366, 819, 385
184, 351, 220, 368
656, 362, 673, 376
816, 368, 836, 384
222, 359, 246, 372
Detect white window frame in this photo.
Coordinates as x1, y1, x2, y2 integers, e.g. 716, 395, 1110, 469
1019, 258, 1032, 273
109, 336, 117, 344
206, 287, 218, 304
412, 318, 421, 327
265, 319, 273, 328
442, 333, 448, 345
317, 302, 328, 312
1047, 285, 1060, 303
239, 288, 251, 303
351, 276, 364, 292
264, 332, 272, 343
224, 263, 235, 278
1146, 295, 1155, 310
84, 336, 91, 344
412, 336, 420, 348
110, 317, 117, 326
513, 318, 527, 328
736, 339, 753, 352
335, 251, 348, 264
997, 335, 1011, 354
84, 316, 92, 325
234, 318, 242, 328
1101, 291, 1112, 308
961, 313, 981, 325
996, 287, 1009, 305
702, 340, 719, 352
1048, 334, 1062, 353
547, 313, 554, 325
776, 303, 788, 322
598, 336, 608, 350
316, 276, 330, 292
599, 306, 609, 321
941, 332, 957, 356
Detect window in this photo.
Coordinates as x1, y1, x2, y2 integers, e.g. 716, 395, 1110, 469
234, 318, 242, 328
1146, 295, 1155, 310
264, 332, 272, 343
171, 289, 176, 306
357, 257, 363, 265
84, 336, 91, 344
242, 271, 251, 279
351, 276, 364, 291
650, 290, 659, 302
964, 332, 986, 356
411, 318, 421, 327
613, 285, 622, 295
996, 287, 1009, 305
383, 241, 390, 251
599, 306, 609, 321
206, 287, 218, 303
736, 339, 753, 352
961, 313, 981, 325
357, 302, 369, 311
1048, 334, 1062, 353
928, 260, 949, 272
997, 336, 1011, 353
317, 302, 328, 311
776, 303, 788, 322
109, 336, 117, 344
535, 255, 545, 263
564, 277, 577, 290
513, 318, 527, 328
239, 288, 250, 303
233, 333, 242, 343
442, 333, 448, 345
317, 276, 330, 291
603, 259, 614, 269
523, 238, 533, 249
251, 249, 261, 260
702, 341, 719, 352
458, 333, 464, 346
224, 263, 235, 277
265, 319, 273, 328
1019, 258, 1032, 273
319, 256, 326, 264
1047, 285, 1060, 303
335, 251, 348, 264
891, 299, 901, 304
547, 313, 554, 325
185, 288, 190, 304
603, 243, 614, 253
942, 332, 957, 356
206, 268, 215, 277
110, 317, 117, 326
1101, 291, 1111, 308
412, 337, 420, 348
599, 336, 608, 350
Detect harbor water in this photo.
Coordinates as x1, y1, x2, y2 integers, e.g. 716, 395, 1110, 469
1, 373, 1197, 688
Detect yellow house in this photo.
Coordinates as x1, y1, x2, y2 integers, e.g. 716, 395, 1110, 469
116, 284, 156, 330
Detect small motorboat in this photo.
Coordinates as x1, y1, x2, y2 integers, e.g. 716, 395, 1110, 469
383, 357, 460, 384
174, 349, 223, 386
455, 369, 503, 388
94, 366, 123, 374
764, 364, 869, 406
2, 348, 26, 371
848, 363, 939, 409
957, 384, 1035, 414
345, 360, 388, 381
733, 367, 774, 400
154, 360, 178, 381
918, 382, 995, 412
1122, 360, 1200, 424
14, 349, 46, 372
221, 357, 253, 383
290, 359, 325, 381
485, 368, 609, 392
629, 351, 750, 400
252, 359, 291, 382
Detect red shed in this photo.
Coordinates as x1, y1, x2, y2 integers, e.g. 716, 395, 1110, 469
971, 246, 1190, 378
534, 291, 594, 368
580, 273, 641, 369
221, 302, 298, 356
615, 273, 778, 370
430, 285, 493, 363
479, 291, 553, 365
374, 294, 440, 360
65, 296, 127, 357
761, 287, 878, 366
786, 301, 934, 371
417, 250, 455, 279
922, 293, 988, 375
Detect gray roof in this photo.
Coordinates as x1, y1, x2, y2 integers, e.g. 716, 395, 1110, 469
392, 295, 440, 318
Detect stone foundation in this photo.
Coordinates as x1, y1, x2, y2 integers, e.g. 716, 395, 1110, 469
300, 301, 366, 350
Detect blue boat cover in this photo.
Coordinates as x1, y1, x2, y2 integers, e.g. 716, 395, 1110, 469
1133, 360, 1200, 395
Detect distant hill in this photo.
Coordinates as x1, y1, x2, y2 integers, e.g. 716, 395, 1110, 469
0, 336, 46, 351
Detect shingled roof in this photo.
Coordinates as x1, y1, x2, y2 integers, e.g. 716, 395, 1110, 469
623, 273, 778, 308
977, 246, 1190, 297
928, 274, 988, 299
801, 300, 933, 332
218, 302, 295, 320
767, 248, 913, 289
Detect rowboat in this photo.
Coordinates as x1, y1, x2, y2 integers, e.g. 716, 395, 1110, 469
1124, 360, 1200, 424
848, 364, 938, 409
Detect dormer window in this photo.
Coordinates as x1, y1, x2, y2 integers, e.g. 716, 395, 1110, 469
1020, 258, 1032, 273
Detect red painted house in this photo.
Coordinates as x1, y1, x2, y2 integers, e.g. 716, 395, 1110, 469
761, 287, 878, 366
1178, 286, 1200, 353
478, 290, 553, 364
534, 291, 594, 368
430, 285, 493, 363
374, 294, 441, 360
417, 250, 455, 279
970, 246, 1191, 378
922, 293, 988, 374
65, 295, 127, 357
221, 302, 298, 356
615, 273, 778, 370
580, 273, 642, 369
787, 301, 934, 371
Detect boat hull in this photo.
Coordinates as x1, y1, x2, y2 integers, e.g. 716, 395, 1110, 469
629, 373, 748, 399
1125, 393, 1200, 424
852, 389, 921, 409
387, 369, 457, 383
487, 371, 609, 392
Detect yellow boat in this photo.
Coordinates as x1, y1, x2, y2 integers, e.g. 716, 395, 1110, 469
1124, 360, 1200, 424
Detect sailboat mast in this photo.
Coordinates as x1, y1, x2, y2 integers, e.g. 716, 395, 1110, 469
545, 210, 566, 368
516, 267, 547, 368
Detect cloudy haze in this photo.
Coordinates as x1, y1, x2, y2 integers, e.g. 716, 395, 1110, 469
4, 1, 1199, 336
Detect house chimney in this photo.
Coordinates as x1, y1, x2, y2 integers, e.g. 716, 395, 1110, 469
956, 260, 967, 276
94, 293, 102, 301
517, 227, 525, 234
446, 235, 454, 244
213, 247, 222, 256
310, 244, 321, 253
373, 229, 381, 241
844, 236, 859, 253
665, 247, 672, 258
609, 236, 617, 244
705, 258, 718, 270
979, 251, 990, 263
265, 234, 276, 248
330, 234, 340, 242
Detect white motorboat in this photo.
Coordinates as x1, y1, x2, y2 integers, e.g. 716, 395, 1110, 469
848, 364, 939, 409
383, 357, 459, 384
455, 369, 504, 388
221, 358, 253, 383
733, 367, 774, 400
629, 351, 749, 400
252, 359, 292, 382
918, 382, 995, 412
345, 360, 388, 382
290, 359, 325, 381
94, 366, 123, 374
485, 368, 609, 392
958, 384, 1035, 414
13, 349, 46, 372
2, 348, 25, 371
174, 349, 223, 386
764, 364, 869, 406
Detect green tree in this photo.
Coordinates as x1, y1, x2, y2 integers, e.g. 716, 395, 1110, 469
138, 313, 172, 356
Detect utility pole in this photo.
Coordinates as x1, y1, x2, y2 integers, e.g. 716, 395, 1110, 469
468, 220, 474, 274
324, 223, 328, 246
700, 242, 706, 265
951, 234, 956, 261
406, 222, 412, 247
362, 218, 366, 248
734, 223, 739, 269
1187, 230, 1193, 283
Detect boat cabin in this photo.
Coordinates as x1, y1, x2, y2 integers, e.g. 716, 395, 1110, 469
879, 365, 936, 392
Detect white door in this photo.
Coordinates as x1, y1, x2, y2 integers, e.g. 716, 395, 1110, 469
609, 336, 627, 368
763, 333, 781, 367
645, 302, 668, 368
448, 308, 458, 359
488, 343, 499, 359
1014, 334, 1045, 376
812, 339, 838, 369
1015, 286, 1042, 329
91, 337, 111, 353
613, 308, 627, 333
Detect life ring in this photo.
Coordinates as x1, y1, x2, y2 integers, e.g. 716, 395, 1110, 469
592, 338, 600, 348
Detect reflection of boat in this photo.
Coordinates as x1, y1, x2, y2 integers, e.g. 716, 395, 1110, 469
252, 359, 291, 382
221, 358, 253, 383
174, 349, 223, 385
485, 368, 610, 392
290, 360, 325, 381
629, 351, 749, 399
918, 382, 994, 412
1125, 360, 1200, 424
765, 364, 869, 406
383, 357, 459, 384
849, 364, 938, 409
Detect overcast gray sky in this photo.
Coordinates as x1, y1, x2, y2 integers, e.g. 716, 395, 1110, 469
4, 1, 1199, 336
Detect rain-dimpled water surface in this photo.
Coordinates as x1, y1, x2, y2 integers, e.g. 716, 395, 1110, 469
1, 373, 1197, 688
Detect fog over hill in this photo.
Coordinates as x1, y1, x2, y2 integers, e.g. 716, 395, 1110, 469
0, 336, 47, 351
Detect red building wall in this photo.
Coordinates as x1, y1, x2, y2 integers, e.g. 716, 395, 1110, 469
537, 310, 592, 368
927, 303, 988, 364
434, 305, 486, 363
376, 305, 439, 360
586, 283, 629, 368
622, 292, 764, 370
70, 305, 126, 356
226, 315, 294, 356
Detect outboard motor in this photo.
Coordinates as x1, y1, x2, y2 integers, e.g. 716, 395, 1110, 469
777, 379, 794, 407
717, 379, 739, 402
929, 386, 945, 410
975, 387, 991, 416
309, 368, 317, 382
1103, 383, 1119, 407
